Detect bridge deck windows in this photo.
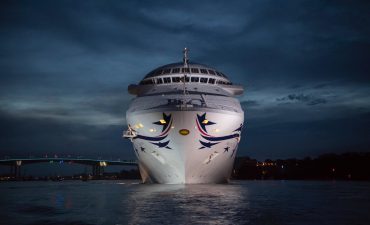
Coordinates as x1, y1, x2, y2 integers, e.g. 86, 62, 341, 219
163, 69, 171, 74
191, 68, 199, 73
182, 68, 190, 73
200, 69, 208, 74
172, 68, 180, 73
208, 70, 216, 75
208, 78, 215, 84
172, 77, 181, 83
156, 78, 163, 84
163, 77, 171, 83
191, 77, 199, 82
200, 77, 208, 83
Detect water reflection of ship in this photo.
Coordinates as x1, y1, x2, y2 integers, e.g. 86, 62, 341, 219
127, 184, 246, 224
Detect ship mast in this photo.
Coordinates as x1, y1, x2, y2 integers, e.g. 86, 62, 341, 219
182, 47, 189, 95
181, 48, 189, 110
183, 47, 189, 67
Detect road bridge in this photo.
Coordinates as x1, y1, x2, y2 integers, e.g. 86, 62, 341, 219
0, 158, 138, 178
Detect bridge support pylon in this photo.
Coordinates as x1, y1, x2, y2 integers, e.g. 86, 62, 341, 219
92, 164, 105, 178
11, 161, 22, 179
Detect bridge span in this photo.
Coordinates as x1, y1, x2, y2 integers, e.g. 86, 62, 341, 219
0, 158, 138, 179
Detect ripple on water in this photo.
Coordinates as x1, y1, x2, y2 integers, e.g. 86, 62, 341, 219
18, 205, 59, 216
1, 180, 370, 225
26, 220, 95, 225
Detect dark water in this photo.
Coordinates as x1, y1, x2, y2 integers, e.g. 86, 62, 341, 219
1, 180, 370, 225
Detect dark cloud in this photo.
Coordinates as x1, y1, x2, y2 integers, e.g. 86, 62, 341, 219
0, 0, 369, 160
241, 100, 260, 108
277, 94, 327, 106
0, 110, 133, 158
313, 83, 330, 89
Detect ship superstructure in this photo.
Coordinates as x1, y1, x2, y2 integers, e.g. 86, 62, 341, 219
124, 49, 244, 184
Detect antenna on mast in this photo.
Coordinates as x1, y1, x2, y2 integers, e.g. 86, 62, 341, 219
183, 47, 189, 67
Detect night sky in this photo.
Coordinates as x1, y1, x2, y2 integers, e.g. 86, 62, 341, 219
1, 0, 369, 160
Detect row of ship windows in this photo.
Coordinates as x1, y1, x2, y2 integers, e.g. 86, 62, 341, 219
147, 67, 227, 78
140, 77, 232, 85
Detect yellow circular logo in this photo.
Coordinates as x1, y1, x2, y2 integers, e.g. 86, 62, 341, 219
179, 129, 190, 136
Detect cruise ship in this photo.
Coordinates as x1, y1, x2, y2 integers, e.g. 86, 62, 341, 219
124, 49, 244, 184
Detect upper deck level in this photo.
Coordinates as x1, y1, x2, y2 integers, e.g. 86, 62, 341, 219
140, 62, 232, 85
128, 49, 244, 97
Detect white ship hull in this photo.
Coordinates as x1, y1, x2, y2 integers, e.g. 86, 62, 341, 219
124, 54, 245, 184
127, 109, 243, 184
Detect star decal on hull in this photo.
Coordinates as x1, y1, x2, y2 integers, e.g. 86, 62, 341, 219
224, 146, 230, 153
151, 140, 172, 149
199, 140, 220, 149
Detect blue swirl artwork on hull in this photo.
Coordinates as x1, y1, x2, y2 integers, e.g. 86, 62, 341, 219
133, 113, 173, 149
196, 113, 242, 150
130, 112, 242, 155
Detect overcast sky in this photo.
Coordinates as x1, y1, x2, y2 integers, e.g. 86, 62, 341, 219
1, 0, 369, 160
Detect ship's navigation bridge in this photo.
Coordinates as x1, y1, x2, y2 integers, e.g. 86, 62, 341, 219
128, 62, 243, 97
140, 62, 233, 85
